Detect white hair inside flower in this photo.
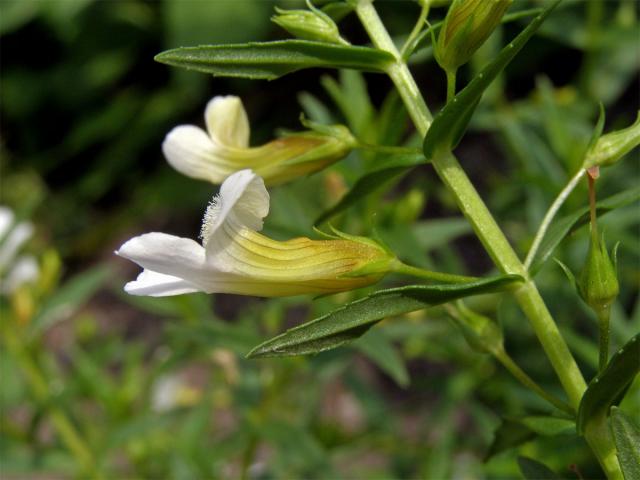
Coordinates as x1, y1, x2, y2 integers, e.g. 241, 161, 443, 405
116, 170, 393, 298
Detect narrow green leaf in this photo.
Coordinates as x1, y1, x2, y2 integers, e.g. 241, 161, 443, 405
517, 456, 561, 479
423, 0, 562, 159
611, 407, 640, 480
486, 419, 536, 460
247, 275, 521, 358
155, 40, 394, 80
29, 266, 112, 336
531, 186, 640, 274
577, 333, 640, 434
519, 416, 575, 437
486, 415, 577, 461
354, 328, 409, 387
314, 153, 424, 225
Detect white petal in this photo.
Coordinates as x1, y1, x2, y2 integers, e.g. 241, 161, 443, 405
200, 169, 269, 249
116, 232, 218, 287
0, 222, 34, 271
0, 206, 15, 240
124, 270, 200, 297
1, 255, 39, 294
162, 125, 235, 184
205, 96, 250, 148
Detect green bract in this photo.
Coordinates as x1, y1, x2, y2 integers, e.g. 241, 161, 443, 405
578, 233, 619, 318
435, 0, 512, 73
272, 3, 346, 45
584, 112, 640, 169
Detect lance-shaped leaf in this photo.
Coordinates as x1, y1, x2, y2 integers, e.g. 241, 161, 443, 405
155, 40, 394, 80
531, 185, 640, 275
577, 333, 639, 434
517, 456, 561, 480
315, 153, 425, 225
247, 274, 521, 358
611, 407, 640, 480
486, 415, 576, 460
423, 0, 562, 159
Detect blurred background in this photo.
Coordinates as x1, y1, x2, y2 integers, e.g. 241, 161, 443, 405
1, 0, 638, 478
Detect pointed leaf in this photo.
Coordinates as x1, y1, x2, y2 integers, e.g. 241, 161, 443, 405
423, 0, 562, 159
531, 186, 640, 274
247, 275, 522, 358
577, 333, 640, 434
354, 328, 409, 387
517, 456, 561, 480
486, 419, 536, 460
155, 40, 394, 80
611, 407, 640, 480
315, 153, 424, 225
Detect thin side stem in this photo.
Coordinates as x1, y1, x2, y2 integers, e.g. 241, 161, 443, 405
446, 69, 457, 103
597, 309, 611, 371
393, 260, 480, 284
494, 349, 574, 415
356, 142, 422, 155
524, 168, 585, 269
400, 0, 431, 60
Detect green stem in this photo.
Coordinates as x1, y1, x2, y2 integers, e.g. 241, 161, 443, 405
597, 309, 611, 371
393, 260, 480, 284
494, 348, 574, 415
400, 0, 431, 60
525, 168, 585, 269
2, 323, 100, 478
446, 69, 457, 103
355, 2, 622, 476
356, 142, 422, 155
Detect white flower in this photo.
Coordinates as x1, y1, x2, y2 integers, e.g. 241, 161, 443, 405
0, 206, 39, 294
162, 96, 355, 186
116, 170, 393, 297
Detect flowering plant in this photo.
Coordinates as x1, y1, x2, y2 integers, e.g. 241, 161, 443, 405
2, 0, 639, 478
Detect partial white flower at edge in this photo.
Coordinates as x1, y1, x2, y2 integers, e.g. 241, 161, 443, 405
0, 206, 39, 294
116, 170, 394, 298
162, 96, 355, 186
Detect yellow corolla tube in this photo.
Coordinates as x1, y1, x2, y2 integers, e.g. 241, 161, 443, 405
162, 96, 356, 186
116, 170, 394, 297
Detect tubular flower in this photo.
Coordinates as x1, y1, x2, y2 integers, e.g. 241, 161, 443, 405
116, 170, 394, 297
162, 96, 356, 186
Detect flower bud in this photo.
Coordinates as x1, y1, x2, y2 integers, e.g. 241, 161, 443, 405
449, 302, 503, 356
272, 3, 346, 45
578, 234, 619, 318
436, 0, 512, 73
584, 113, 640, 169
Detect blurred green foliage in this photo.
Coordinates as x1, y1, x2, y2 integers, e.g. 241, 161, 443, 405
0, 1, 638, 479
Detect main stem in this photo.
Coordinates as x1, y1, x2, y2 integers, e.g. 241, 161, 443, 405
355, 2, 620, 477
